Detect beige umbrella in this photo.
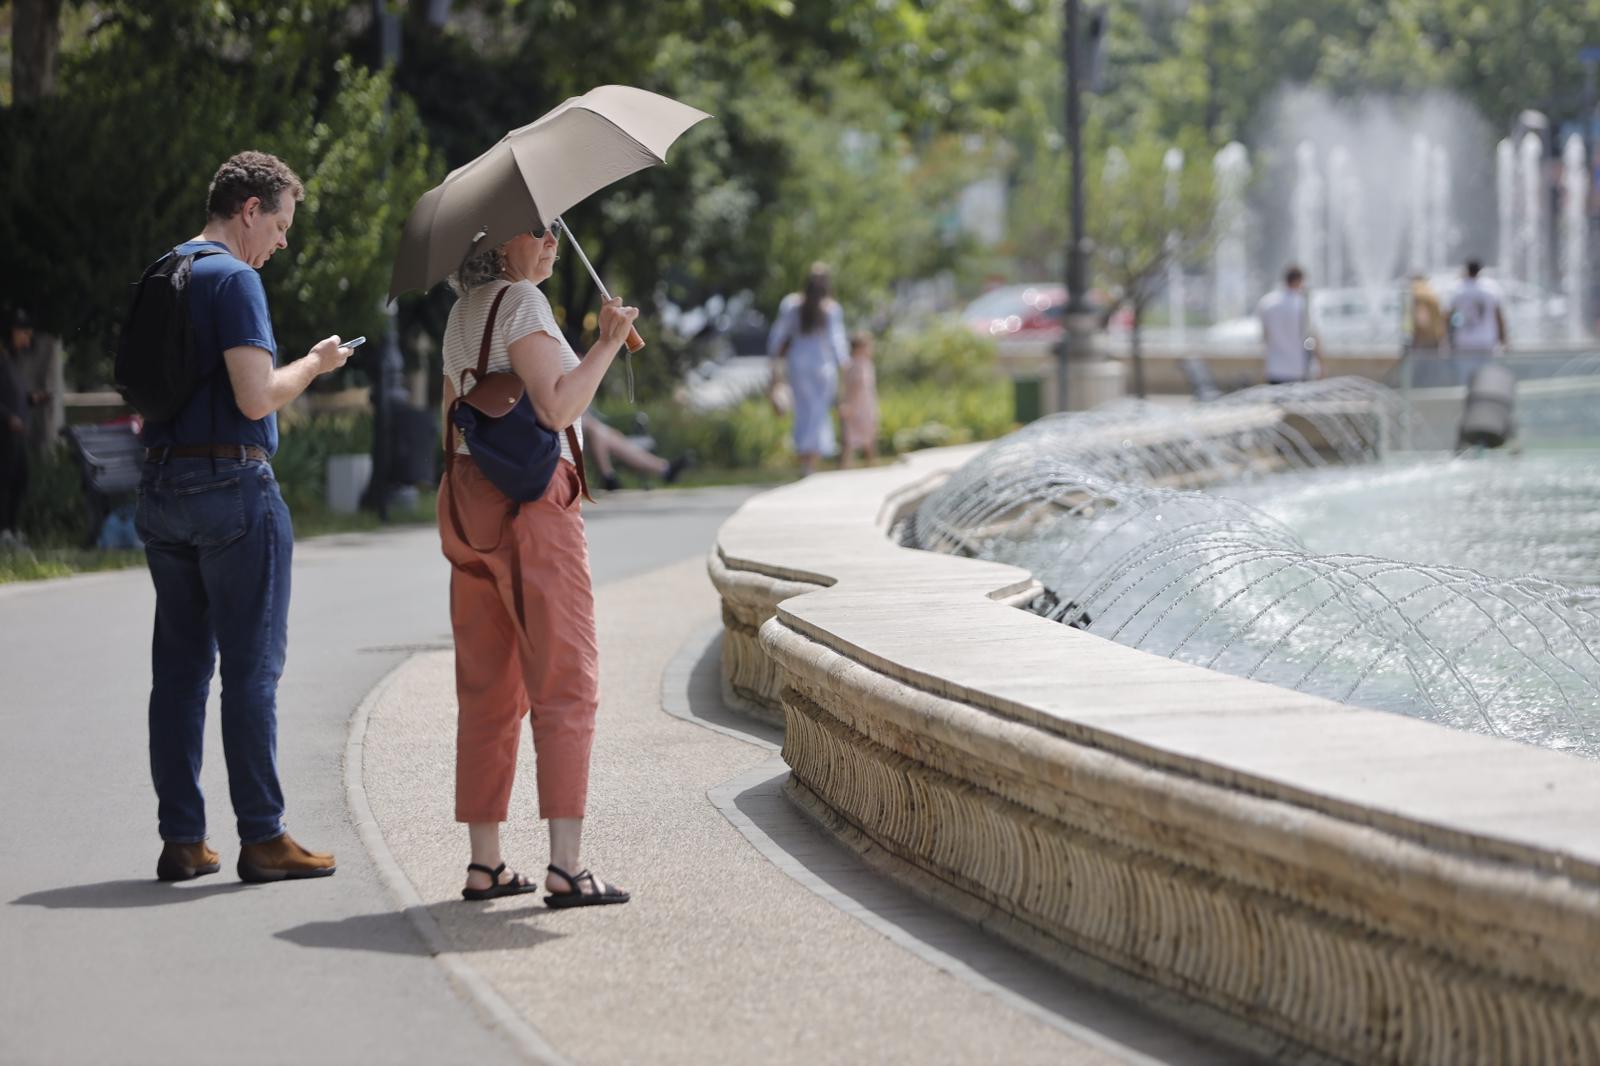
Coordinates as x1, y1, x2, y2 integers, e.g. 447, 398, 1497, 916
388, 84, 712, 338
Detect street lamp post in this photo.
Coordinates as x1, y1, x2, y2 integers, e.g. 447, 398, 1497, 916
362, 0, 405, 519
1057, 0, 1098, 413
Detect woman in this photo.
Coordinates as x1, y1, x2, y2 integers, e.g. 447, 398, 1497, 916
439, 221, 636, 906
767, 263, 849, 475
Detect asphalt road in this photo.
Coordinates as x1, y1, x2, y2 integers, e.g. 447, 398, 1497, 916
0, 486, 757, 1066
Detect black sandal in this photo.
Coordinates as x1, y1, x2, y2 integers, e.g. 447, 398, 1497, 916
461, 862, 541, 901
543, 863, 630, 909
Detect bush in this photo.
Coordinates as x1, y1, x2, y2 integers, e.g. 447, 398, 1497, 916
18, 444, 91, 548
875, 322, 1000, 390
593, 321, 1015, 471
271, 410, 374, 516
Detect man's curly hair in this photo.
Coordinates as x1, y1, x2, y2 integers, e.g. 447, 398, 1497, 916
206, 151, 304, 219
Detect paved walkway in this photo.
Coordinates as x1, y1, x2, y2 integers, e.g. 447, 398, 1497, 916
0, 488, 755, 1066
361, 557, 1245, 1065
2, 484, 1241, 1065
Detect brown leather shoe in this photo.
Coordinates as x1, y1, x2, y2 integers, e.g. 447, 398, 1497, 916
156, 840, 221, 882
237, 833, 336, 883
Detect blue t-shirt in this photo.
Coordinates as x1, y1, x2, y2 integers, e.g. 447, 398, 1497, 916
140, 240, 279, 455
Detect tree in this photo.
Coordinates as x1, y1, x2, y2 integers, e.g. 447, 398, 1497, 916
0, 2, 437, 387
1089, 132, 1216, 399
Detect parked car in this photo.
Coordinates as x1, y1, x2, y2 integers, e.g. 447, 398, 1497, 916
962, 283, 1067, 341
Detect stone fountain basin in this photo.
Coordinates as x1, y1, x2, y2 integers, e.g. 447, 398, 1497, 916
708, 412, 1600, 1065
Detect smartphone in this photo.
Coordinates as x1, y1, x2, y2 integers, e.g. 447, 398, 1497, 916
341, 336, 367, 351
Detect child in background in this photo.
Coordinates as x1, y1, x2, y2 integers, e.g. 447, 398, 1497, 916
839, 331, 879, 469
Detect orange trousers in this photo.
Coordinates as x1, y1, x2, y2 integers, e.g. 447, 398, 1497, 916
439, 458, 599, 822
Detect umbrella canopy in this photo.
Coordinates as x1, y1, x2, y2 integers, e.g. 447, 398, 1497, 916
389, 85, 711, 301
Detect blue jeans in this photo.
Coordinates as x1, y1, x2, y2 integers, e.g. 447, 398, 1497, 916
135, 457, 292, 844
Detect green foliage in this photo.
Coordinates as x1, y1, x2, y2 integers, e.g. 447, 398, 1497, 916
875, 322, 999, 389
878, 379, 1014, 455
599, 322, 1011, 470
0, 2, 437, 384
17, 443, 90, 548
270, 409, 374, 516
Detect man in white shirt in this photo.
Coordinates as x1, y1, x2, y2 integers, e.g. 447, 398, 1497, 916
1257, 266, 1320, 385
1446, 259, 1508, 386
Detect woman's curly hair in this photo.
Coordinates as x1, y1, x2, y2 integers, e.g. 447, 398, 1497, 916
450, 244, 506, 295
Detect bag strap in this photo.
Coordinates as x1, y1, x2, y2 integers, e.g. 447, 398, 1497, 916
444, 286, 511, 549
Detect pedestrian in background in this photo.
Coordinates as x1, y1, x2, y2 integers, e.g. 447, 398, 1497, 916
136, 151, 351, 883
1256, 265, 1321, 385
838, 330, 878, 469
0, 310, 44, 547
439, 221, 632, 908
767, 263, 850, 476
1447, 259, 1508, 386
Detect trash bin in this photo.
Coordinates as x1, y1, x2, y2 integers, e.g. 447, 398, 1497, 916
1013, 377, 1042, 425
326, 453, 372, 514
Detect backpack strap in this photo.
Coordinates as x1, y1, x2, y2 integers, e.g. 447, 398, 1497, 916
444, 286, 511, 551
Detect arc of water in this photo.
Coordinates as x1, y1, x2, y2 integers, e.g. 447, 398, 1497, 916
1496, 139, 1516, 277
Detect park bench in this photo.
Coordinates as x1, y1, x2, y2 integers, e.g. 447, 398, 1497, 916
63, 422, 143, 546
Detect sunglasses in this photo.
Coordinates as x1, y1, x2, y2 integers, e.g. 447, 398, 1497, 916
529, 218, 564, 242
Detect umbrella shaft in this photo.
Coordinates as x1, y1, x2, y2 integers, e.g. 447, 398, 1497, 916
557, 218, 612, 302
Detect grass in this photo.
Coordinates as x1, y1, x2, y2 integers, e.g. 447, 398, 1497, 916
0, 491, 440, 586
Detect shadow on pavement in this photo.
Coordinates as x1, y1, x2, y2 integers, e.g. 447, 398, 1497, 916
275, 902, 566, 956
11, 879, 254, 909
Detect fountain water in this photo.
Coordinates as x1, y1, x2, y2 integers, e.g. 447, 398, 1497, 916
1163, 147, 1187, 347
1291, 142, 1325, 280
1562, 134, 1588, 340
1212, 142, 1252, 322
1429, 143, 1451, 271
1327, 145, 1352, 286
1496, 138, 1516, 275
1519, 130, 1545, 289
1407, 137, 1430, 274
910, 383, 1600, 757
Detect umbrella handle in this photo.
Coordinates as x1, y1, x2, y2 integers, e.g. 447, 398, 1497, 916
624, 326, 645, 353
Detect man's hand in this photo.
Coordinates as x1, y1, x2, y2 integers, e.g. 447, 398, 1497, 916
311, 335, 353, 375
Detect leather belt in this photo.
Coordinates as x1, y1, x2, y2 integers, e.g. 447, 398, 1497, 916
145, 444, 270, 463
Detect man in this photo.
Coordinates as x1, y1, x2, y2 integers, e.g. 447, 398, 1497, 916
1446, 259, 1508, 386
1257, 266, 1320, 385
0, 310, 44, 545
138, 151, 352, 883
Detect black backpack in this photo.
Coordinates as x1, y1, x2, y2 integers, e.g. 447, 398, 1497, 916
113, 248, 224, 423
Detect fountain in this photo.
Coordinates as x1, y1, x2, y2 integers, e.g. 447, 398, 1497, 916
1407, 137, 1430, 274
1519, 130, 1545, 289
1327, 145, 1352, 286
1563, 133, 1589, 340
1429, 143, 1451, 270
1211, 142, 1251, 323
910, 382, 1600, 757
1163, 147, 1187, 347
1291, 141, 1325, 280
1496, 137, 1516, 275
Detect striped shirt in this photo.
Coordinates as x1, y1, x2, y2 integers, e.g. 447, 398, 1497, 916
442, 279, 582, 462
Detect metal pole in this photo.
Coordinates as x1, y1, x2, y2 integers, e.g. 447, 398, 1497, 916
363, 0, 403, 518
1058, 0, 1094, 413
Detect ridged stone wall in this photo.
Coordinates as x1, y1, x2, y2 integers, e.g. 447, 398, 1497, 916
709, 434, 1600, 1066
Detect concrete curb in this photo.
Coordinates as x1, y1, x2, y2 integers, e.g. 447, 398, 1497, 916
663, 625, 1261, 1065
343, 656, 572, 1066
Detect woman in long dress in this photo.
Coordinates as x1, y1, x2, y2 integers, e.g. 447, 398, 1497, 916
767, 263, 849, 476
